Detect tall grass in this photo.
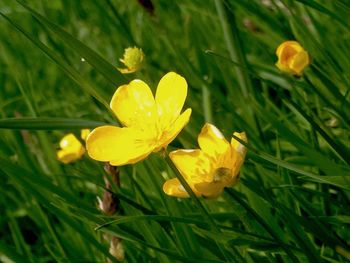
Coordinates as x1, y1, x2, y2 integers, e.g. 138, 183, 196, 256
0, 0, 349, 262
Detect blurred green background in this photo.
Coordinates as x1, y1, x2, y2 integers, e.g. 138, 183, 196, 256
0, 0, 350, 262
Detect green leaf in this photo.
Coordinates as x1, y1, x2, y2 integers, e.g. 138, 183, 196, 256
0, 117, 107, 130
95, 215, 209, 230
0, 241, 32, 263
16, 1, 126, 87
294, 0, 350, 30
0, 11, 110, 110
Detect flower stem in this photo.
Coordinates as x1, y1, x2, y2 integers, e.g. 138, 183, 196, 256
164, 154, 242, 262
202, 85, 213, 123
164, 155, 216, 229
214, 0, 251, 98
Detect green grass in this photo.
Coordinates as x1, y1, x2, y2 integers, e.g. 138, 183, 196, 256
0, 0, 350, 262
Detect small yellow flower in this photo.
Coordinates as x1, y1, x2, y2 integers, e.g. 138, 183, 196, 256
86, 72, 192, 166
57, 129, 90, 164
81, 129, 91, 140
275, 41, 310, 75
163, 123, 247, 198
118, 46, 144, 74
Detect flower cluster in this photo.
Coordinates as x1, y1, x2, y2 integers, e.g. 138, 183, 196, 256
85, 71, 247, 198
86, 72, 191, 166
62, 39, 311, 198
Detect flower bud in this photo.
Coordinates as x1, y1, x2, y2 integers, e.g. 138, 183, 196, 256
118, 47, 144, 74
57, 134, 85, 164
108, 237, 125, 262
275, 41, 310, 75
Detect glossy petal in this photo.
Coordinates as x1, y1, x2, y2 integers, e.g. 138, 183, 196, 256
163, 178, 201, 198
155, 72, 188, 127
198, 123, 231, 160
169, 149, 211, 183
59, 134, 78, 149
81, 129, 91, 141
276, 41, 303, 57
230, 132, 247, 177
57, 148, 85, 164
57, 134, 85, 164
194, 181, 225, 198
231, 132, 247, 157
156, 108, 192, 150
110, 80, 156, 128
289, 51, 309, 75
86, 126, 153, 165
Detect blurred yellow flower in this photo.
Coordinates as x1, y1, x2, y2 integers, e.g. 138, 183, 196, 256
163, 123, 247, 198
57, 129, 90, 164
86, 72, 192, 166
81, 129, 91, 140
118, 46, 144, 74
275, 41, 310, 75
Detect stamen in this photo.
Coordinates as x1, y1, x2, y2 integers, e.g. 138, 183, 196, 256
213, 167, 231, 182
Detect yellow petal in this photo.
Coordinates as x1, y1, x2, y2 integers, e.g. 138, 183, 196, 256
279, 45, 298, 66
194, 181, 226, 198
275, 61, 292, 74
57, 148, 85, 164
155, 72, 188, 127
198, 123, 230, 160
59, 134, 80, 149
86, 126, 153, 165
156, 108, 192, 150
169, 149, 211, 183
276, 41, 303, 57
289, 50, 309, 75
81, 129, 91, 141
110, 80, 156, 128
163, 178, 194, 198
230, 132, 247, 157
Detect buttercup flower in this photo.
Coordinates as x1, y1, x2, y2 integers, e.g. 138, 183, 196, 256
275, 41, 310, 75
57, 129, 90, 164
81, 129, 90, 140
86, 72, 192, 166
118, 46, 144, 74
163, 123, 247, 198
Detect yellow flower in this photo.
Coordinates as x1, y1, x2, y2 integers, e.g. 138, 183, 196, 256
163, 123, 247, 198
81, 129, 91, 140
57, 129, 90, 164
275, 41, 310, 75
86, 72, 192, 166
118, 46, 144, 74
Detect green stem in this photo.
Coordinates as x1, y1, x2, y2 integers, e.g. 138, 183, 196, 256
214, 0, 251, 98
225, 188, 300, 263
164, 154, 241, 262
164, 155, 217, 230
202, 85, 213, 123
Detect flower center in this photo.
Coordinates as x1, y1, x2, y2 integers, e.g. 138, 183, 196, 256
213, 167, 231, 182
